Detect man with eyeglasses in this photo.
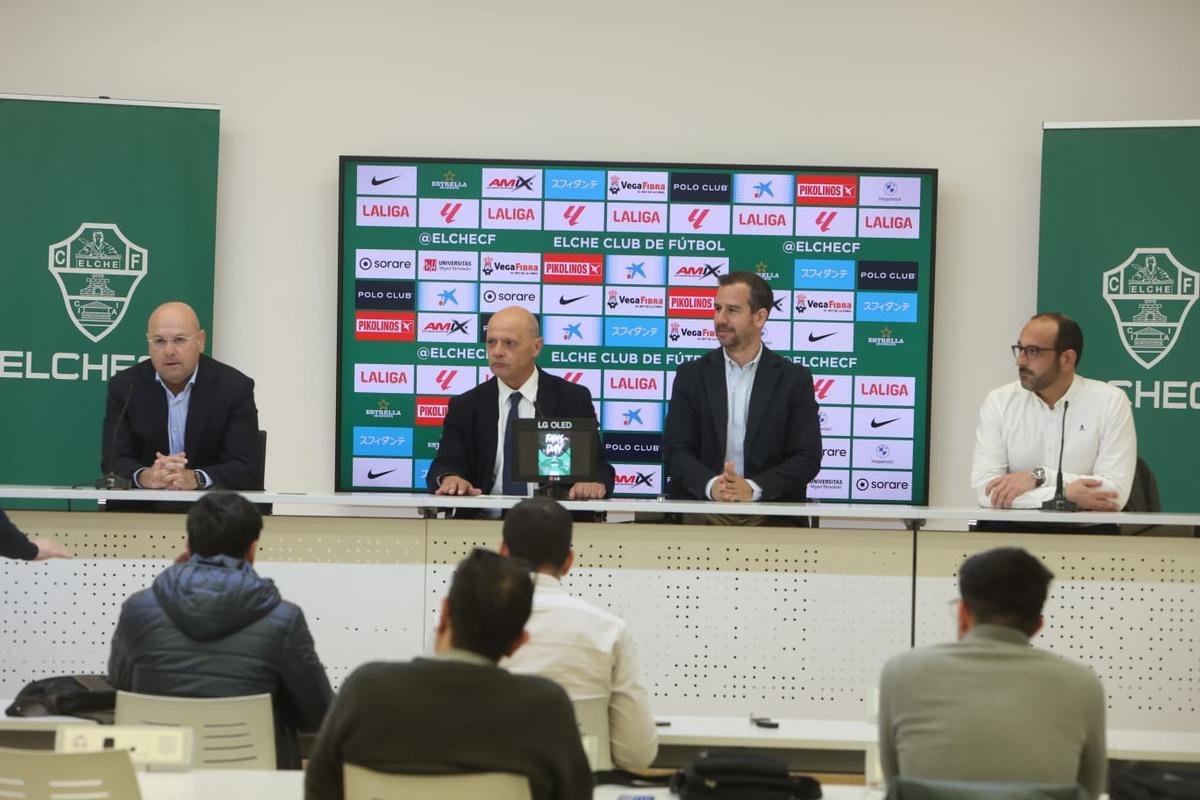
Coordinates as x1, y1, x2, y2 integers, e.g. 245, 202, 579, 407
970, 312, 1135, 511
101, 302, 259, 490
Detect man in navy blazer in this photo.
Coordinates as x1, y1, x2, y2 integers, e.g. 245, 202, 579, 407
427, 306, 613, 503
663, 271, 821, 509
101, 302, 259, 491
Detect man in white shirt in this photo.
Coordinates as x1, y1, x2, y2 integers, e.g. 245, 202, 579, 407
499, 497, 658, 770
971, 312, 1136, 510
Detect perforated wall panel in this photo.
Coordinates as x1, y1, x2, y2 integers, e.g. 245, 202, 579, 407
915, 531, 1199, 732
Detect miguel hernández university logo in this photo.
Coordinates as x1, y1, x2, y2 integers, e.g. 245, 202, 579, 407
48, 223, 148, 343
1103, 247, 1198, 370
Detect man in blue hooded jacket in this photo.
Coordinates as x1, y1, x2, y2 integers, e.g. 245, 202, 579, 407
108, 492, 332, 768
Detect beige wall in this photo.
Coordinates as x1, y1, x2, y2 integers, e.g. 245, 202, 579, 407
3, 0, 1198, 504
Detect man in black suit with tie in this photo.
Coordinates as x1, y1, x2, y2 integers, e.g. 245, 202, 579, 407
427, 306, 613, 503
663, 271, 821, 519
101, 302, 259, 491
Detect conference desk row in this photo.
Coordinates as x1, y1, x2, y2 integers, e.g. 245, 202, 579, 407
2, 485, 1198, 772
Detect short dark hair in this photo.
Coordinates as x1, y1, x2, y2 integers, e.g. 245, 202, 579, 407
959, 547, 1054, 636
186, 492, 263, 559
447, 548, 534, 662
717, 271, 774, 316
502, 497, 573, 571
1033, 312, 1084, 366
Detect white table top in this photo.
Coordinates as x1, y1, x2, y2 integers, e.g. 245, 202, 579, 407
4, 484, 1198, 527
657, 716, 877, 751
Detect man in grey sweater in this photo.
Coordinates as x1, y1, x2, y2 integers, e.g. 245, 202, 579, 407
878, 547, 1106, 798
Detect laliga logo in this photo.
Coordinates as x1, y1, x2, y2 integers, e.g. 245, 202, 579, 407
440, 203, 462, 224
435, 369, 457, 391
562, 205, 586, 226
48, 223, 148, 343
814, 211, 837, 233
1103, 248, 1198, 369
687, 208, 710, 230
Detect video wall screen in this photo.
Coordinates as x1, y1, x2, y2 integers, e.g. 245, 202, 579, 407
337, 157, 937, 503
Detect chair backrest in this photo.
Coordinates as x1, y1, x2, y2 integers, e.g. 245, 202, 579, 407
1122, 456, 1161, 512
0, 746, 141, 800
571, 695, 612, 771
55, 723, 193, 771
114, 690, 275, 769
344, 763, 532, 800
885, 776, 1088, 800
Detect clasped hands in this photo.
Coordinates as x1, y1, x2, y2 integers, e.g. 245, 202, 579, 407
984, 471, 1119, 511
139, 451, 202, 490
435, 475, 606, 500
711, 461, 754, 503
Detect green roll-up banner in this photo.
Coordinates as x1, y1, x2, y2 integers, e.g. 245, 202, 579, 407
1038, 122, 1200, 512
0, 96, 220, 496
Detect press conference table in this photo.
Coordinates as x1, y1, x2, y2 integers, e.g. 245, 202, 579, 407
5, 484, 1200, 529
132, 771, 884, 800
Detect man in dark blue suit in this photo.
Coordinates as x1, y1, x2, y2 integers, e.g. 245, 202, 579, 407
663, 271, 821, 514
427, 306, 613, 504
101, 302, 259, 491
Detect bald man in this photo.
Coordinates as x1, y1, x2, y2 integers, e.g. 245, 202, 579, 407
427, 307, 613, 514
101, 302, 260, 491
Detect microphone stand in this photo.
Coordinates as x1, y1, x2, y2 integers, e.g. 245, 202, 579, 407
1041, 399, 1078, 512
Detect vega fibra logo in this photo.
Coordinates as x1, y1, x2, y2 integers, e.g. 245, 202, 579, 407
48, 223, 148, 343
1103, 248, 1198, 369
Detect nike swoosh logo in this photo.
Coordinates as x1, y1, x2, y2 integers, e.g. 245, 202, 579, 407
808, 332, 836, 342
558, 295, 587, 305
870, 418, 899, 428
370, 175, 402, 186
367, 469, 398, 479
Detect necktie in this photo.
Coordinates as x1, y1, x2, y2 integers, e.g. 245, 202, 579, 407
501, 392, 524, 495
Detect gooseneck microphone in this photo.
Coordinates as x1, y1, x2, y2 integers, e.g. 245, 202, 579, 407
95, 383, 135, 490
1041, 399, 1078, 512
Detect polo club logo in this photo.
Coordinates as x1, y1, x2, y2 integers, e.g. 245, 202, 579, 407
48, 223, 148, 343
1103, 248, 1198, 369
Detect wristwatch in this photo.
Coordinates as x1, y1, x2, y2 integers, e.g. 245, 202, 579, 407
195, 471, 210, 490
1031, 467, 1046, 488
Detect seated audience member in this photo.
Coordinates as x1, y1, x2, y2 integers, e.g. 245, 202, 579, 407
499, 497, 658, 769
108, 492, 331, 768
101, 301, 259, 490
878, 547, 1105, 798
0, 507, 71, 560
305, 548, 592, 800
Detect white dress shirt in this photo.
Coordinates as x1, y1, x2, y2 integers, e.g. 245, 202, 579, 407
491, 371, 538, 497
970, 374, 1137, 508
704, 345, 764, 501
500, 574, 659, 770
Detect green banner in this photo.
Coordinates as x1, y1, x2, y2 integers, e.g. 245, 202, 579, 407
1038, 123, 1200, 512
0, 96, 219, 495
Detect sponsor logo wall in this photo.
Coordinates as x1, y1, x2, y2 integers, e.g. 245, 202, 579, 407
340, 158, 936, 500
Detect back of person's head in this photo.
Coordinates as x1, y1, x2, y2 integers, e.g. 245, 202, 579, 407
186, 491, 263, 559
447, 548, 533, 661
502, 497, 573, 571
959, 547, 1053, 636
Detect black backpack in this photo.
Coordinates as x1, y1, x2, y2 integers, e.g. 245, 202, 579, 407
5, 674, 116, 722
669, 751, 822, 800
1109, 762, 1200, 800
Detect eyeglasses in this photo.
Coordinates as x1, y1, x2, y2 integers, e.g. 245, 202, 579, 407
147, 334, 199, 349
1010, 344, 1054, 360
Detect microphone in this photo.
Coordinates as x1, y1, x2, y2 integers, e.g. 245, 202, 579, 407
1041, 399, 1078, 512
95, 382, 135, 490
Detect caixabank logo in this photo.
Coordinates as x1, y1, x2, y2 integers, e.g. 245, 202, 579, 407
1103, 248, 1198, 369
48, 223, 147, 342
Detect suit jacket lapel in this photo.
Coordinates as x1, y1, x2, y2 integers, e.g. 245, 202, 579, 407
534, 367, 559, 415
477, 377, 501, 480
701, 351, 728, 457
139, 374, 171, 456
745, 347, 781, 457
183, 357, 214, 457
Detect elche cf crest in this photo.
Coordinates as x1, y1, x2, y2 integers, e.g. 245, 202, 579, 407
1103, 247, 1198, 369
48, 223, 148, 343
